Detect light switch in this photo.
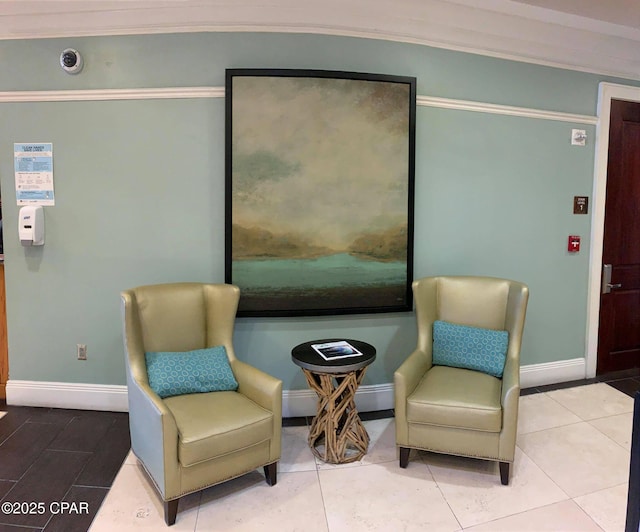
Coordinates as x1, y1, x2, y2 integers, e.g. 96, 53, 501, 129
571, 129, 587, 146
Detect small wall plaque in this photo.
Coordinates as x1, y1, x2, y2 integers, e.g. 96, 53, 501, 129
574, 196, 589, 214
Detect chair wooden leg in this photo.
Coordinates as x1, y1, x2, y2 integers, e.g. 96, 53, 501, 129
499, 462, 510, 485
264, 462, 278, 486
399, 447, 410, 468
164, 498, 179, 526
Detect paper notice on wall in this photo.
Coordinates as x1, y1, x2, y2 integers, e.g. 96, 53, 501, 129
14, 143, 55, 206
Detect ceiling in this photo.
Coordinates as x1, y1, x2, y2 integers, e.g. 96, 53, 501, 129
0, 0, 639, 80
511, 0, 640, 29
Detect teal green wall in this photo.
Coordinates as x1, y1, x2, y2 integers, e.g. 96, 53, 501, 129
0, 32, 629, 390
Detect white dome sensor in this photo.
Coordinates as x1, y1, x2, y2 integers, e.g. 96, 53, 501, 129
60, 48, 83, 74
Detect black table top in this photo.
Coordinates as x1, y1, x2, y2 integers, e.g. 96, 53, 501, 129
291, 338, 376, 374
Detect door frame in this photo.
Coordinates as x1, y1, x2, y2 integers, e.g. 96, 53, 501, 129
586, 82, 640, 377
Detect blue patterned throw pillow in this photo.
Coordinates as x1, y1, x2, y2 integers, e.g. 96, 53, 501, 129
145, 345, 238, 399
432, 320, 509, 378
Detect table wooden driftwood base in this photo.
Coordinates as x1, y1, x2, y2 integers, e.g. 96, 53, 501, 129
302, 367, 370, 464
292, 339, 376, 464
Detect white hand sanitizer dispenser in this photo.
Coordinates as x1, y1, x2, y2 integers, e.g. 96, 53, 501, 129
19, 205, 45, 246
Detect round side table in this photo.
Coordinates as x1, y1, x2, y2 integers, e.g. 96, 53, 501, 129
291, 339, 376, 464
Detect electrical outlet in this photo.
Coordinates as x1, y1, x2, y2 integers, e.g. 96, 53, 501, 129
77, 344, 87, 360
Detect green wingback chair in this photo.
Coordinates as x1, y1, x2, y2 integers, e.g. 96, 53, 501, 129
394, 276, 529, 484
121, 283, 282, 526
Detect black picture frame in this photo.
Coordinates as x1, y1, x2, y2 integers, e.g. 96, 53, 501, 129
225, 68, 416, 317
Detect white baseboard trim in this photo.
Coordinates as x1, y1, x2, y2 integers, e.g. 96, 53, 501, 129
6, 380, 129, 412
5, 358, 587, 415
282, 383, 395, 418
519, 357, 586, 389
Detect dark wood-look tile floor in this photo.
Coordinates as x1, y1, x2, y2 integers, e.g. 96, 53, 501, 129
0, 401, 130, 532
0, 370, 638, 531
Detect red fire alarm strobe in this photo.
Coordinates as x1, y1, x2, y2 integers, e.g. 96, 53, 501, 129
568, 235, 581, 252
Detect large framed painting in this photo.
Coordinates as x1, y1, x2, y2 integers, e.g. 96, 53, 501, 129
225, 68, 416, 317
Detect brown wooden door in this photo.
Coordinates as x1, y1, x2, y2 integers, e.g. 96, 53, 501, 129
597, 99, 640, 374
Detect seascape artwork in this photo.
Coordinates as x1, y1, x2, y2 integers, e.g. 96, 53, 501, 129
225, 69, 416, 316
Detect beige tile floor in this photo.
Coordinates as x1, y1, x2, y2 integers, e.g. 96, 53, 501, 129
90, 382, 635, 531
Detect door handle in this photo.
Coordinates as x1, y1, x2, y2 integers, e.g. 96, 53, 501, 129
602, 264, 622, 294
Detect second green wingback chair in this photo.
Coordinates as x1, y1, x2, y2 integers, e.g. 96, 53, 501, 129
394, 276, 529, 484
121, 282, 282, 526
